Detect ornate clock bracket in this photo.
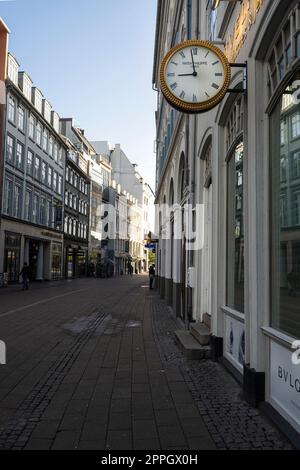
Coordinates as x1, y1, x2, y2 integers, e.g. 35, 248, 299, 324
227, 62, 248, 95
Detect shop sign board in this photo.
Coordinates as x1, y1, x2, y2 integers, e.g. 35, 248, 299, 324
270, 340, 300, 430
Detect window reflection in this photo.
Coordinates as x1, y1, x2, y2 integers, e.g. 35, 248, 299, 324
272, 73, 300, 337
227, 141, 244, 313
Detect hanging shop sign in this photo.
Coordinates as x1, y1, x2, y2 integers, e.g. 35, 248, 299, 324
159, 39, 231, 114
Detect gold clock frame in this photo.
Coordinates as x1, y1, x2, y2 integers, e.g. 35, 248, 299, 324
159, 39, 231, 114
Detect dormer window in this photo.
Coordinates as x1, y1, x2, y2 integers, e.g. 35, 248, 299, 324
7, 54, 19, 85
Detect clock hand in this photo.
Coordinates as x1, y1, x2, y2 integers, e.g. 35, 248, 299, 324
178, 73, 196, 76
190, 49, 197, 77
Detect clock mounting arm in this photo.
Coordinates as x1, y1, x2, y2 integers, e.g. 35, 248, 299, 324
227, 62, 248, 95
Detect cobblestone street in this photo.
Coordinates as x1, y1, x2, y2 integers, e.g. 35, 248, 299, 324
0, 276, 292, 450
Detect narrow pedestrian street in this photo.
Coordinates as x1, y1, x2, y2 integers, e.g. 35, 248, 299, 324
0, 277, 292, 450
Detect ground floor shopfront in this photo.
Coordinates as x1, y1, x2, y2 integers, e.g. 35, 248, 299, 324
155, 0, 300, 445
0, 217, 63, 282
64, 242, 88, 279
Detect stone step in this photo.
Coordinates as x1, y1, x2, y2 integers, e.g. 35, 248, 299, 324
190, 322, 211, 346
174, 330, 211, 360
203, 313, 211, 329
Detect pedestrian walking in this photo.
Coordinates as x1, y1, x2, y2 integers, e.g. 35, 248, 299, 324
19, 262, 30, 290
149, 264, 155, 290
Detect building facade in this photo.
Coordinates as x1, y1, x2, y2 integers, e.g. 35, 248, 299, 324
89, 153, 111, 268
153, 0, 300, 442
60, 135, 90, 278
0, 53, 67, 282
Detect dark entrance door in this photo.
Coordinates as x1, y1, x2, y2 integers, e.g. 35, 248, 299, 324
29, 240, 39, 280
4, 233, 21, 283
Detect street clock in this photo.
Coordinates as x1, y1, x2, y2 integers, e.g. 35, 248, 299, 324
159, 39, 231, 114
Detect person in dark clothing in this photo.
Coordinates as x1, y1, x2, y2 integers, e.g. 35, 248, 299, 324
19, 262, 30, 290
149, 264, 155, 290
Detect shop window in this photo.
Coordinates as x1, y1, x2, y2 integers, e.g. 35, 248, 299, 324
227, 141, 245, 314
51, 243, 62, 281
270, 72, 300, 338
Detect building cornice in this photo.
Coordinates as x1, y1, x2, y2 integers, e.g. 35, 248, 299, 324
6, 80, 67, 149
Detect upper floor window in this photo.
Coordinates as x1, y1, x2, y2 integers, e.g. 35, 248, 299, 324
6, 134, 14, 164
13, 183, 22, 218
34, 156, 40, 180
49, 136, 53, 157
27, 149, 34, 175
8, 96, 16, 123
18, 107, 25, 132
53, 143, 58, 162
58, 147, 63, 166
53, 171, 57, 192
58, 175, 63, 195
29, 115, 35, 140
43, 129, 48, 152
36, 122, 42, 147
47, 166, 53, 188
3, 177, 13, 215
16, 142, 24, 170
41, 161, 47, 184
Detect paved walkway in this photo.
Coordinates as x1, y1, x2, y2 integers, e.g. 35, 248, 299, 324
0, 276, 291, 450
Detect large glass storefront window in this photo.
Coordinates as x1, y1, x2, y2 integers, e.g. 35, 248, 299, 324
227, 141, 244, 313
4, 232, 21, 283
51, 243, 62, 281
271, 73, 300, 338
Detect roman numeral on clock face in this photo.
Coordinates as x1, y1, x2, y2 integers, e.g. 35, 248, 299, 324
167, 73, 175, 77
211, 83, 219, 90
193, 94, 197, 102
192, 48, 198, 55
170, 82, 178, 90
171, 60, 178, 66
179, 51, 185, 58
179, 91, 185, 99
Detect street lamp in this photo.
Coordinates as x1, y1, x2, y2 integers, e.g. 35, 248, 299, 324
212, 0, 242, 10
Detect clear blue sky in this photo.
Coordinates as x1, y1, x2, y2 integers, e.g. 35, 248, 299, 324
0, 0, 157, 188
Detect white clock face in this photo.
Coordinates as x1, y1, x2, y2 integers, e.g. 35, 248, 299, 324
165, 45, 226, 104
